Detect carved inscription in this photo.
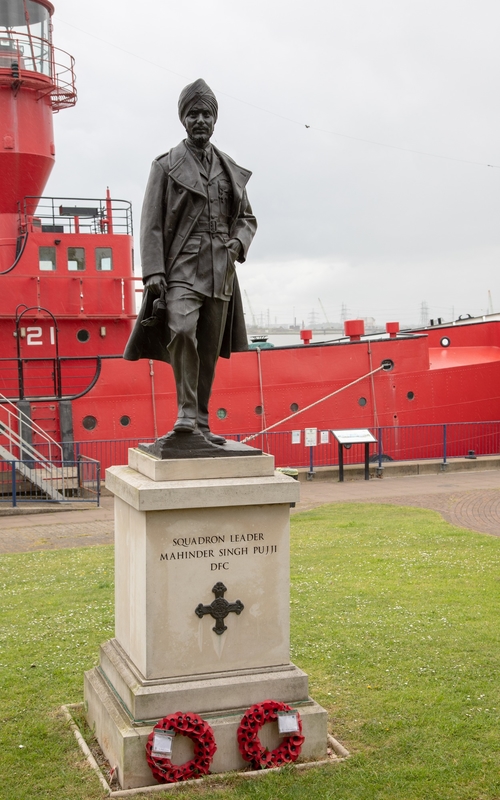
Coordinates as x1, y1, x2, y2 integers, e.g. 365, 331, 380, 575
159, 531, 277, 571
160, 550, 214, 561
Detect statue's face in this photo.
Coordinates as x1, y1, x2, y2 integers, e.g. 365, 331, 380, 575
184, 102, 215, 147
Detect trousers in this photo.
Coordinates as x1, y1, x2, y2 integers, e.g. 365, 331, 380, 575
166, 286, 229, 429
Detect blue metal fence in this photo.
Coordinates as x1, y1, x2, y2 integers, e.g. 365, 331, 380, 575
1, 422, 495, 505
71, 421, 500, 474
0, 455, 100, 506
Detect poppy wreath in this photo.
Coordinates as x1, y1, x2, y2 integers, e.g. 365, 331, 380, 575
237, 700, 305, 769
145, 712, 217, 784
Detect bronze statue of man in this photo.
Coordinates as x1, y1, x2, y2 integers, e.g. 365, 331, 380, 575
124, 79, 257, 444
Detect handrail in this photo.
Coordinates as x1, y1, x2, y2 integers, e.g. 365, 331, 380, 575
0, 458, 100, 506
0, 355, 103, 402
0, 232, 28, 276
0, 31, 76, 110
0, 419, 52, 465
0, 390, 63, 462
20, 195, 132, 236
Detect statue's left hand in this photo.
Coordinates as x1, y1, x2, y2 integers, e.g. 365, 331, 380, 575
145, 273, 167, 296
226, 239, 242, 261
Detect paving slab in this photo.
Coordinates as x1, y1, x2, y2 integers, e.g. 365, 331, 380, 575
0, 496, 115, 553
0, 470, 499, 553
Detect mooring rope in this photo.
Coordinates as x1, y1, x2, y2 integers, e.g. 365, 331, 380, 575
256, 347, 269, 450
366, 341, 380, 429
241, 364, 386, 444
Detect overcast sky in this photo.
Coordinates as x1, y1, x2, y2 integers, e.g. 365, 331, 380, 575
46, 0, 500, 327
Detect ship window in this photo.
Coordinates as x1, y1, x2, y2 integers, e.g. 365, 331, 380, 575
255, 405, 263, 415
358, 397, 367, 407
407, 391, 415, 400
39, 246, 56, 271
77, 329, 90, 343
96, 247, 113, 271
216, 408, 227, 419
67, 247, 85, 271
82, 415, 97, 431
120, 415, 131, 427
290, 403, 299, 413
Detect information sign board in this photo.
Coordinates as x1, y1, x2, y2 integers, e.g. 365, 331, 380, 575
304, 428, 317, 447
331, 428, 376, 444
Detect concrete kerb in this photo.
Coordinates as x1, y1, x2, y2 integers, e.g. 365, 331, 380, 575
0, 502, 100, 517
2, 455, 500, 517
62, 703, 349, 797
296, 455, 500, 483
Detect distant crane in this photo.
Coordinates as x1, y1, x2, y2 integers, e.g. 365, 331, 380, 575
488, 289, 494, 315
244, 289, 257, 327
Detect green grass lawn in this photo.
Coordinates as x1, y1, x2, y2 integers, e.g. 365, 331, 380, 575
1, 503, 499, 800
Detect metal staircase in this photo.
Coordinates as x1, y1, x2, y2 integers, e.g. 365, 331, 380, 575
0, 393, 65, 502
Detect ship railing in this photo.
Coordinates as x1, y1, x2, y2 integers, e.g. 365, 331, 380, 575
75, 455, 101, 504
0, 356, 102, 402
0, 455, 100, 507
74, 439, 155, 472
67, 421, 500, 475
0, 391, 63, 464
0, 391, 71, 501
47, 44, 77, 111
0, 32, 76, 110
19, 196, 133, 236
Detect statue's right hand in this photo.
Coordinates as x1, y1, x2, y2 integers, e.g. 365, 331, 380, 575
145, 274, 167, 297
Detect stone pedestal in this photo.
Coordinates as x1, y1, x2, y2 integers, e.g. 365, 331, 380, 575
84, 447, 328, 790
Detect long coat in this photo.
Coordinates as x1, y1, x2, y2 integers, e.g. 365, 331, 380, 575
124, 141, 257, 364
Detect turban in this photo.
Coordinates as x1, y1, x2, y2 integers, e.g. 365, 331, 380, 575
178, 79, 218, 123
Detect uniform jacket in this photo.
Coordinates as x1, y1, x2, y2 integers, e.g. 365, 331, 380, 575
124, 140, 257, 363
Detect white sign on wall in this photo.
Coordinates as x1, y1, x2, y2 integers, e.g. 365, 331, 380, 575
320, 430, 329, 444
305, 428, 317, 447
291, 430, 301, 444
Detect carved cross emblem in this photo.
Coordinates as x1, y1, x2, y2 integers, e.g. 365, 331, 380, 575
195, 582, 244, 635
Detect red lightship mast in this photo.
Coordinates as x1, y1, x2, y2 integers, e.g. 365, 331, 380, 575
0, 0, 76, 272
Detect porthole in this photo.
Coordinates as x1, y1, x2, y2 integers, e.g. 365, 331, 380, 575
358, 397, 367, 407
82, 415, 97, 431
407, 391, 415, 400
216, 408, 227, 420
290, 403, 299, 413
255, 405, 263, 416
381, 359, 394, 371
120, 415, 131, 427
77, 329, 90, 343
440, 337, 450, 347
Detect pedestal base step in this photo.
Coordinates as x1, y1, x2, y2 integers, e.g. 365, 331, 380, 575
99, 638, 312, 721
85, 665, 329, 790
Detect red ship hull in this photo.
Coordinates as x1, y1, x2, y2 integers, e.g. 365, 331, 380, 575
3, 311, 499, 471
